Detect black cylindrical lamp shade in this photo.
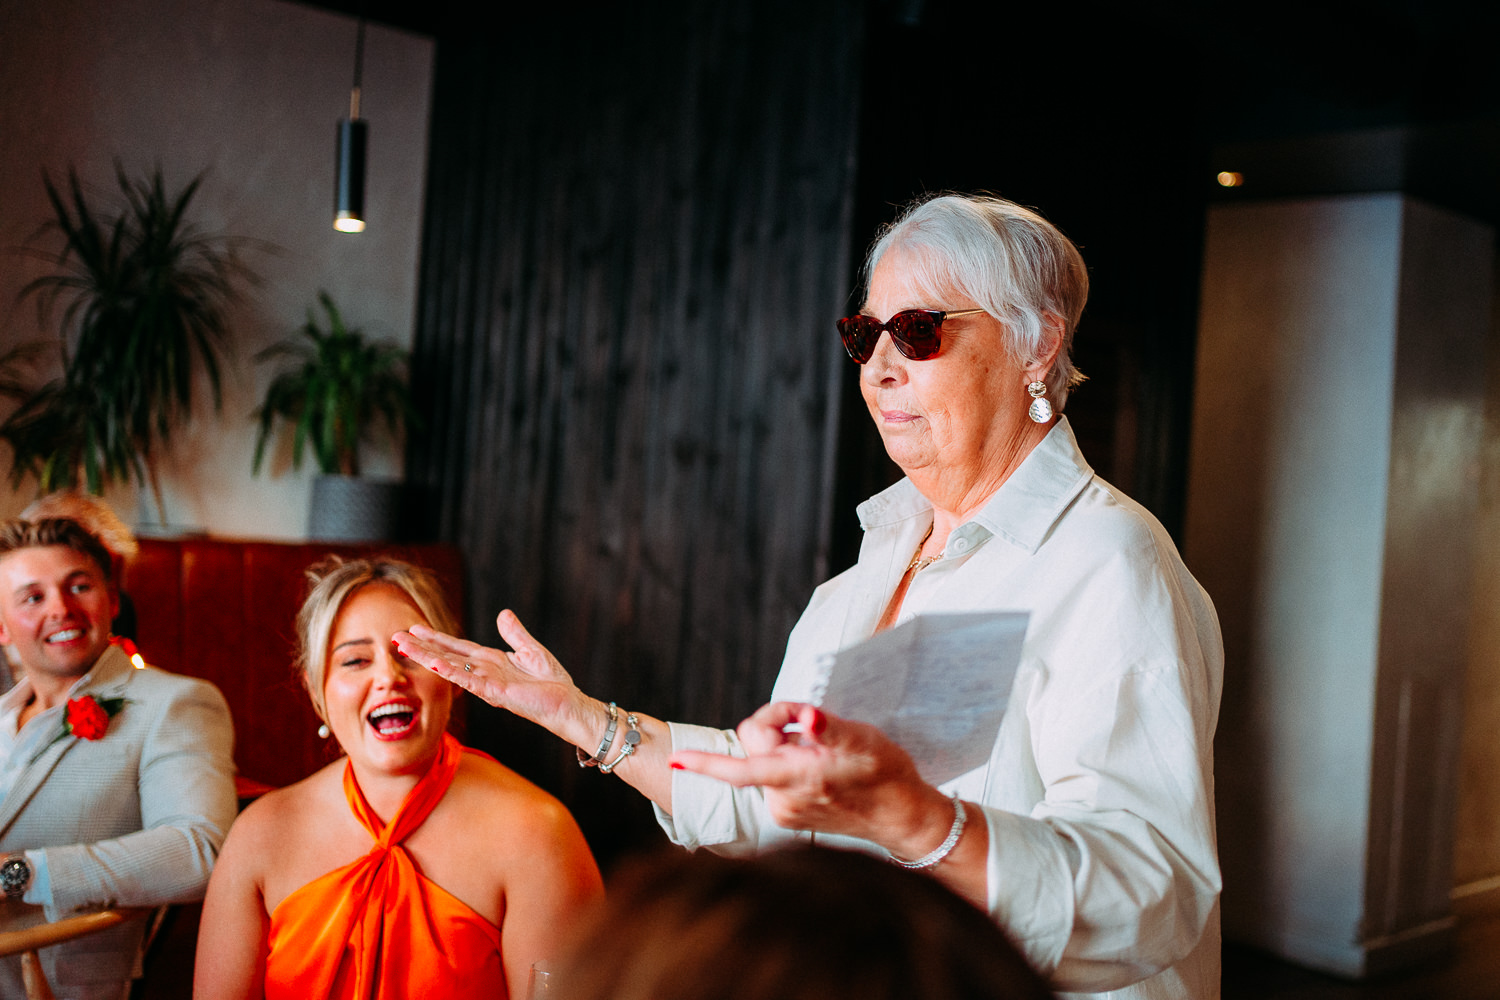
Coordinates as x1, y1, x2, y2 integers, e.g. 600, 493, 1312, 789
335, 118, 368, 232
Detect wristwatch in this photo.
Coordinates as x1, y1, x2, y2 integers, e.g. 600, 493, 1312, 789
0, 855, 31, 901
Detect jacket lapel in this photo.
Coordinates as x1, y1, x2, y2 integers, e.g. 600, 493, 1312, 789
72, 645, 134, 702
0, 646, 135, 838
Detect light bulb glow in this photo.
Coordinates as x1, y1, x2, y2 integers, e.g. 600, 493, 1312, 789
1217, 171, 1244, 188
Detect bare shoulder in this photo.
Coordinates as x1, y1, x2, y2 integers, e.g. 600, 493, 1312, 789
401, 749, 600, 930
225, 760, 345, 852
451, 751, 562, 807
445, 752, 584, 842
217, 758, 367, 915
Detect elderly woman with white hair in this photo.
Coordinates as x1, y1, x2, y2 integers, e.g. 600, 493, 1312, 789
396, 193, 1224, 1000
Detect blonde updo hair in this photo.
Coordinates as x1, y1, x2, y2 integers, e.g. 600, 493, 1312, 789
296, 556, 461, 724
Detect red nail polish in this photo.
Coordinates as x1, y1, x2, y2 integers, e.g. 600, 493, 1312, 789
670, 761, 685, 770
810, 709, 827, 736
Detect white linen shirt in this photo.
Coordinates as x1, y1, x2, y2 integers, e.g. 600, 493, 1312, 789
655, 418, 1224, 1000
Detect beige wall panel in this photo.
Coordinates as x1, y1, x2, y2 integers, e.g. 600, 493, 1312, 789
1187, 194, 1492, 977
0, 0, 433, 538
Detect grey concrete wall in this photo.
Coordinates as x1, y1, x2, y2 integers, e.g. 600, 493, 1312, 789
0, 0, 432, 537
1186, 194, 1493, 976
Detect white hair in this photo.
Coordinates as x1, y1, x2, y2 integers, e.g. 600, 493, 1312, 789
864, 193, 1089, 408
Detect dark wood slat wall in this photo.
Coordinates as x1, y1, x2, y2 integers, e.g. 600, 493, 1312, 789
408, 0, 863, 860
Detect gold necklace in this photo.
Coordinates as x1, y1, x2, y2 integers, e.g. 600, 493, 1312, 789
906, 523, 944, 574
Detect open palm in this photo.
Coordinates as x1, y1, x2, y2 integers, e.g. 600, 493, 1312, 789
394, 610, 581, 726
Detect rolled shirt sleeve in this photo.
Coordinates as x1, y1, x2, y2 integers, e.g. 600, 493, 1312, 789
652, 723, 762, 855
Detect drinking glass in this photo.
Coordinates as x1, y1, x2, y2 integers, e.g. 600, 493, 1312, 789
527, 959, 554, 998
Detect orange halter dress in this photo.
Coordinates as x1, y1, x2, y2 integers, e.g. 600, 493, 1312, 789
264, 733, 506, 999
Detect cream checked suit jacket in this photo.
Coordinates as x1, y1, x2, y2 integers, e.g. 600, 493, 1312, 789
0, 644, 237, 997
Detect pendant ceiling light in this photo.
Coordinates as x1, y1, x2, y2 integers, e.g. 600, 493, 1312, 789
334, 19, 367, 233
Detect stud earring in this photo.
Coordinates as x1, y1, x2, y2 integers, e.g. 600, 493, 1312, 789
1027, 380, 1052, 423
317, 723, 330, 739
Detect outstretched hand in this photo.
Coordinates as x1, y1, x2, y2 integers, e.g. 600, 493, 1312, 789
393, 610, 581, 728
670, 702, 951, 854
398, 611, 679, 812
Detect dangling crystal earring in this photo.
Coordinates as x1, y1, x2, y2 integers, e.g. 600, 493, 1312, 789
1027, 380, 1053, 423
317, 723, 331, 739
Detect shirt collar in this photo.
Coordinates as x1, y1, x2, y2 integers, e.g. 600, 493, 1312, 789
0, 643, 125, 716
856, 417, 1095, 555
0, 676, 33, 717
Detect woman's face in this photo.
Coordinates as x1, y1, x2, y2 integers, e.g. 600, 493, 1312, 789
859, 245, 1036, 487
323, 582, 453, 775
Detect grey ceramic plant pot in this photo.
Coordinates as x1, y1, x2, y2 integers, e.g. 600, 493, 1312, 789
309, 474, 401, 542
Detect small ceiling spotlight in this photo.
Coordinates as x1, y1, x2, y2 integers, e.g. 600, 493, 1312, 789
1216, 171, 1245, 188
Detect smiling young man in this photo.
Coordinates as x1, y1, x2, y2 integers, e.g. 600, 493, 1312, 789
0, 517, 236, 1000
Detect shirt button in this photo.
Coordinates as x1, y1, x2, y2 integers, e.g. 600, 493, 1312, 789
952, 537, 969, 552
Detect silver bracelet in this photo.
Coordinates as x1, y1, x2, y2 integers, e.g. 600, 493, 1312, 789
890, 794, 967, 870
599, 712, 641, 774
576, 702, 619, 768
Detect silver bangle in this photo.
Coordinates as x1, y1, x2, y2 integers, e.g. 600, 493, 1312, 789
599, 712, 641, 774
890, 794, 967, 870
576, 702, 619, 768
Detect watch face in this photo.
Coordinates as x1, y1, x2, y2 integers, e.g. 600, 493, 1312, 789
1, 857, 29, 898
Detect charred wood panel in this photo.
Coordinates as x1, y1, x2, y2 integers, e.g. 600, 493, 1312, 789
407, 0, 862, 861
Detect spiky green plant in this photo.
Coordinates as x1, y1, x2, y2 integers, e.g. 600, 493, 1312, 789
0, 165, 252, 520
252, 291, 418, 477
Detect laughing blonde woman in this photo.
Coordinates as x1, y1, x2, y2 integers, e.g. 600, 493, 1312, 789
195, 557, 602, 1000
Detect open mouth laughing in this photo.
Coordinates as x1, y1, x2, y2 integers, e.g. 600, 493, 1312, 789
45, 628, 85, 644
367, 700, 418, 740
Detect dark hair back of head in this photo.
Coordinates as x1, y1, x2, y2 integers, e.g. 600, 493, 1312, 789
556, 845, 1055, 1000
0, 518, 114, 582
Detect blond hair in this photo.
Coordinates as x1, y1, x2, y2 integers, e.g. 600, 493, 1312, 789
21, 492, 138, 560
0, 517, 115, 582
296, 557, 461, 723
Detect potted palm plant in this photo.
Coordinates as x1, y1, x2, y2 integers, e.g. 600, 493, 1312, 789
0, 165, 251, 524
251, 290, 419, 541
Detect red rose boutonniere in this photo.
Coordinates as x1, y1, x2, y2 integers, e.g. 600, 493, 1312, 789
43, 695, 128, 751
66, 696, 124, 740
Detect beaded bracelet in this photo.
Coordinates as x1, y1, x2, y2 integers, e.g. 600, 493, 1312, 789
576, 701, 619, 768
599, 712, 641, 774
890, 794, 967, 870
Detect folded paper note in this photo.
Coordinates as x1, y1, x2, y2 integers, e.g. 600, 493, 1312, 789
812, 612, 1029, 786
